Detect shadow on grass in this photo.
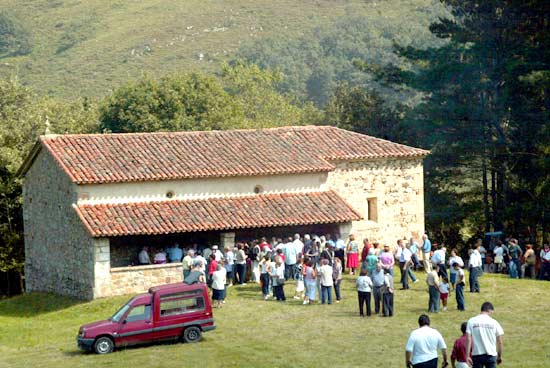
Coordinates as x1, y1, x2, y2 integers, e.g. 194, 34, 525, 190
66, 336, 213, 356
0, 292, 84, 317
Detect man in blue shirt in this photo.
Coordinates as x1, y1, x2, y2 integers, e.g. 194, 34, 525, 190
167, 243, 183, 263
422, 234, 432, 272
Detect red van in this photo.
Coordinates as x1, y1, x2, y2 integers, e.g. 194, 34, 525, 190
77, 283, 215, 354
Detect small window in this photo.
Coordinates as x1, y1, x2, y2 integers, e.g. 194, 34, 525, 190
166, 190, 175, 198
125, 304, 151, 322
160, 296, 205, 317
367, 197, 378, 222
253, 185, 264, 194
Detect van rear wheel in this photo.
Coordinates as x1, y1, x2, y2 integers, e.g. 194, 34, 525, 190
183, 326, 202, 343
94, 336, 114, 354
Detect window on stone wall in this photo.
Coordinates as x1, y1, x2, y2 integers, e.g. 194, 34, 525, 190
367, 197, 378, 222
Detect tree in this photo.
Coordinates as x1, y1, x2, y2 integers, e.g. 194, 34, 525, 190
0, 79, 100, 295
100, 65, 320, 133
323, 82, 404, 141
99, 73, 243, 133
369, 1, 550, 242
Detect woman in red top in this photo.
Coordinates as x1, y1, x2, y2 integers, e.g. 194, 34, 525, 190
208, 253, 218, 287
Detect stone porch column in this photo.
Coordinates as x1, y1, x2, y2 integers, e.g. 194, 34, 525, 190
93, 237, 111, 298
338, 222, 353, 242
220, 232, 235, 250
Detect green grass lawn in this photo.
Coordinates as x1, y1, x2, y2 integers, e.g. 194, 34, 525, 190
1, 272, 548, 367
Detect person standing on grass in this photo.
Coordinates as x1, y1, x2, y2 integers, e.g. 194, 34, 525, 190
271, 256, 286, 302
380, 244, 395, 276
211, 264, 226, 308
260, 254, 271, 300
539, 242, 550, 280
303, 259, 317, 304
426, 264, 441, 313
365, 248, 379, 276
405, 314, 448, 368
332, 257, 343, 303
469, 244, 482, 293
371, 262, 386, 315
234, 243, 248, 285
409, 237, 421, 270
356, 268, 373, 317
319, 258, 334, 304
399, 239, 417, 290
448, 249, 464, 291
508, 239, 523, 279
453, 262, 466, 311
382, 269, 394, 317
422, 234, 432, 272
439, 276, 450, 312
293, 256, 305, 300
466, 302, 504, 368
346, 234, 360, 275
451, 322, 471, 368
432, 243, 448, 279
522, 244, 536, 279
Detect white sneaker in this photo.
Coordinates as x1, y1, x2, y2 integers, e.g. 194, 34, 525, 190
303, 300, 308, 305
293, 296, 300, 300
443, 307, 447, 311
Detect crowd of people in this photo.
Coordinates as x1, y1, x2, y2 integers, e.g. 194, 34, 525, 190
135, 232, 549, 316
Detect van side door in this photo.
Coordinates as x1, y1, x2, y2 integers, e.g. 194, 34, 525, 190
116, 303, 154, 346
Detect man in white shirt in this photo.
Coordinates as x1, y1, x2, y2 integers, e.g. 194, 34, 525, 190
432, 244, 447, 279
405, 314, 448, 368
469, 244, 483, 292
138, 246, 151, 265
539, 242, 550, 281
283, 237, 298, 280
466, 302, 504, 368
399, 240, 418, 290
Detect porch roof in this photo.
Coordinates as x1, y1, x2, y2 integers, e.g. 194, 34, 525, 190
74, 190, 363, 237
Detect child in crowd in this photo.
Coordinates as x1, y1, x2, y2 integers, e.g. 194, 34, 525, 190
293, 256, 305, 300
440, 276, 450, 311
356, 268, 373, 317
382, 270, 394, 317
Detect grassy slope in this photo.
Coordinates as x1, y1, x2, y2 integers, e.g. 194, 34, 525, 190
1, 0, 440, 98
1, 273, 548, 367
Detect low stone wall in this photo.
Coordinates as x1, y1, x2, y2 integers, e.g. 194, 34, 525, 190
109, 263, 183, 297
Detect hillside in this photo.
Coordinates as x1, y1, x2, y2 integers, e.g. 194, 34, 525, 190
0, 0, 445, 98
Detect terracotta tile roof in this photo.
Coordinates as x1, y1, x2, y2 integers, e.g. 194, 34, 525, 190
39, 126, 428, 184
74, 191, 363, 237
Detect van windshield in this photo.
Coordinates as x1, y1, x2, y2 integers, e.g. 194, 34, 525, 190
110, 301, 131, 322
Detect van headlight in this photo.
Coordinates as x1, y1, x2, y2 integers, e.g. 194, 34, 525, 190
79, 328, 86, 338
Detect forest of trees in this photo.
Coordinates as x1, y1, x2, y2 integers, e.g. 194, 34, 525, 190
0, 1, 548, 295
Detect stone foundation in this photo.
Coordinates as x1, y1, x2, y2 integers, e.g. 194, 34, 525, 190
109, 263, 183, 297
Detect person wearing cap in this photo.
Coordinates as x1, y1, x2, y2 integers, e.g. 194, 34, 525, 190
405, 314, 448, 368
184, 260, 206, 284
379, 244, 395, 276
466, 302, 504, 367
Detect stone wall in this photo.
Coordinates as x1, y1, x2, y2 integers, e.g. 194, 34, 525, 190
23, 150, 96, 299
109, 264, 183, 297
327, 158, 425, 247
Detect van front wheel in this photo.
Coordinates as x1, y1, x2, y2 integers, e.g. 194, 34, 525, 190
94, 336, 114, 354
183, 326, 202, 343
